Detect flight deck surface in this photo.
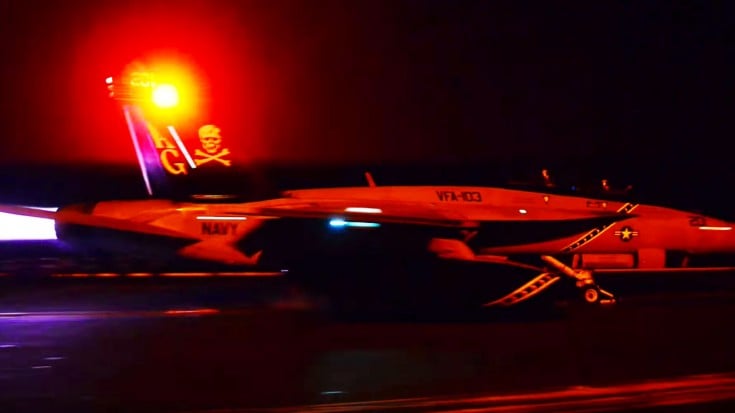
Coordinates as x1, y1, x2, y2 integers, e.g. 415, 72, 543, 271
2, 265, 735, 413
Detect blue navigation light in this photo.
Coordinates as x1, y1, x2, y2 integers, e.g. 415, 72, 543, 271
329, 218, 347, 227
329, 218, 380, 228
346, 221, 381, 228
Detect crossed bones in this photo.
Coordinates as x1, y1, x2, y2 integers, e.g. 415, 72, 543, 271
195, 148, 231, 166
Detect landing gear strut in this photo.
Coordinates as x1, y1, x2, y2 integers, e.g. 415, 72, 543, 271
541, 255, 616, 305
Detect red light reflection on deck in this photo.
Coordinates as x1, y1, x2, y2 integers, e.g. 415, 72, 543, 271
163, 308, 220, 316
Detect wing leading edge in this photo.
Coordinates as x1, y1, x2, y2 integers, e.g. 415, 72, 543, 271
0, 204, 197, 241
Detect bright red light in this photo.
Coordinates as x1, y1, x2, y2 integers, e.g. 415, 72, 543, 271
69, 2, 271, 165
152, 84, 179, 108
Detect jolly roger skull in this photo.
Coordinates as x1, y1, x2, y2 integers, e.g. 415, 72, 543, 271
198, 124, 222, 154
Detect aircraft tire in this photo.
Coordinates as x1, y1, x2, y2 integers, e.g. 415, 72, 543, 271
582, 286, 600, 304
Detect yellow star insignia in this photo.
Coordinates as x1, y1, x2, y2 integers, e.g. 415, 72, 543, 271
620, 227, 632, 240
614, 226, 638, 242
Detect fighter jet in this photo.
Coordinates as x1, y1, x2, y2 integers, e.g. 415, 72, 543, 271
5, 172, 735, 308
4, 68, 735, 311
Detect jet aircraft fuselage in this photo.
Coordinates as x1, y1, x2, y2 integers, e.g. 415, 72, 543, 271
52, 185, 735, 268
5, 184, 735, 308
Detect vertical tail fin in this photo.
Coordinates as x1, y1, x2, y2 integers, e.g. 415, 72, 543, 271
108, 71, 235, 199
121, 104, 168, 197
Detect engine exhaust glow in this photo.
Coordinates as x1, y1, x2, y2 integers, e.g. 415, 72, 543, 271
0, 207, 58, 240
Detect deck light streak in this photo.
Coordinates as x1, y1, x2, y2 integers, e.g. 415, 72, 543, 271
196, 216, 247, 221
519, 209, 528, 214
699, 226, 732, 231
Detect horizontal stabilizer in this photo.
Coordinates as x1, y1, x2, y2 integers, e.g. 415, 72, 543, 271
177, 240, 262, 265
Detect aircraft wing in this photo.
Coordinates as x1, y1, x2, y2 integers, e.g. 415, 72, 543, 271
243, 199, 628, 229
246, 204, 474, 228
0, 204, 198, 240
0, 199, 630, 244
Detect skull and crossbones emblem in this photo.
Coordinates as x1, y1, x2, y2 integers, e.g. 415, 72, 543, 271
194, 124, 231, 166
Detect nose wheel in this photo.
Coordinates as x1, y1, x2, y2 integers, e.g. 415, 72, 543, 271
581, 285, 616, 305
583, 287, 600, 303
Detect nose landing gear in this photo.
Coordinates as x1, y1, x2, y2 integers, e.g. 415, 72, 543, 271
581, 285, 616, 305
541, 255, 616, 305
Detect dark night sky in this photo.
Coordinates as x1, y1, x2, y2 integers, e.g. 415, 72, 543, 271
1, 0, 735, 172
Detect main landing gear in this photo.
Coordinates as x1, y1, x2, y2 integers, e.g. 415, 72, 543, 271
540, 255, 616, 305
